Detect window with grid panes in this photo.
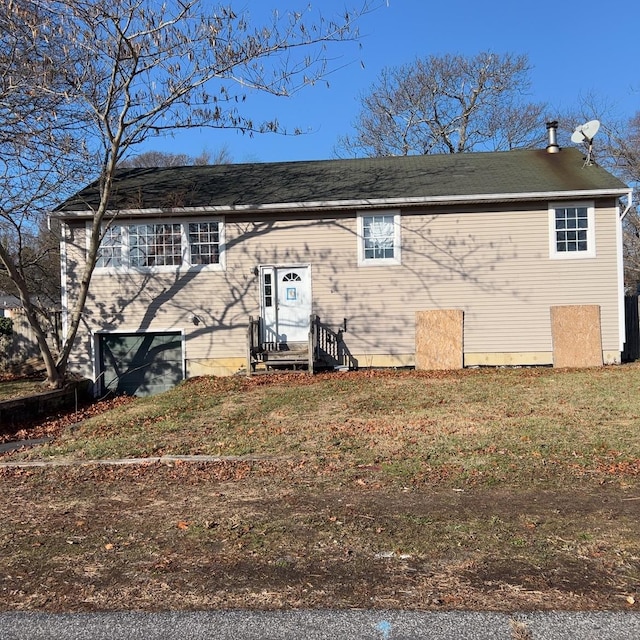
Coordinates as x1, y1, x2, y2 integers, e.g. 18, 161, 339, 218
95, 218, 223, 270
188, 222, 220, 265
357, 211, 401, 266
549, 202, 595, 259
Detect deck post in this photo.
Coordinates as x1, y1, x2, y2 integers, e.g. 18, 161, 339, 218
308, 314, 317, 374
246, 316, 254, 376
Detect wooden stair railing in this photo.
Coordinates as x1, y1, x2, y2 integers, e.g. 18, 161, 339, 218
246, 316, 262, 375
248, 314, 353, 375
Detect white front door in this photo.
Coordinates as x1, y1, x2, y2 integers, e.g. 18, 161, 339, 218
260, 265, 311, 345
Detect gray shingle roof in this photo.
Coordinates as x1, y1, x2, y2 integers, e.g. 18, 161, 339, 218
57, 148, 629, 214
0, 294, 21, 309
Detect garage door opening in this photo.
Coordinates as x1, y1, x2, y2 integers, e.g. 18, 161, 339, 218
98, 332, 184, 397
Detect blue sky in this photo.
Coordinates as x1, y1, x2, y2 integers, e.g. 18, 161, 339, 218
143, 0, 640, 164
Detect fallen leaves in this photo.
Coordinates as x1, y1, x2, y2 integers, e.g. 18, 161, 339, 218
509, 620, 533, 640
0, 394, 136, 444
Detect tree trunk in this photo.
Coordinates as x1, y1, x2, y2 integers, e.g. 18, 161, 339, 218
0, 242, 64, 387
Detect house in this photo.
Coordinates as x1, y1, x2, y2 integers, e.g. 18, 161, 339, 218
0, 293, 21, 319
0, 293, 62, 367
55, 123, 632, 396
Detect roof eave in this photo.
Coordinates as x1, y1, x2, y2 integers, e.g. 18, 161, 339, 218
54, 188, 631, 219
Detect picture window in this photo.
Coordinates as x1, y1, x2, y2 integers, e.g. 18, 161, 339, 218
95, 218, 224, 271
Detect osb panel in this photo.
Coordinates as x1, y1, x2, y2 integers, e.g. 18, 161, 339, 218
550, 305, 603, 368
415, 310, 463, 370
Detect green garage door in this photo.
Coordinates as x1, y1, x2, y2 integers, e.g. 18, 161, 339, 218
98, 332, 184, 397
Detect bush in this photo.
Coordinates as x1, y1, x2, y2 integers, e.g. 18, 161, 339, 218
0, 317, 13, 337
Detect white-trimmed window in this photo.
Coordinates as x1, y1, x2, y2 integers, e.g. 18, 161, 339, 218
95, 218, 224, 270
188, 221, 221, 265
97, 226, 123, 268
549, 201, 595, 259
357, 211, 401, 266
130, 223, 182, 267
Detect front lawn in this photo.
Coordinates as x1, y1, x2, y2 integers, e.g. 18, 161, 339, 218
9, 366, 640, 483
1, 365, 639, 613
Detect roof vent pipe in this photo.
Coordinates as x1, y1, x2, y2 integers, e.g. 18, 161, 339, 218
546, 120, 560, 153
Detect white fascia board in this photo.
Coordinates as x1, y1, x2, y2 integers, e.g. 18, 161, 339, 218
55, 188, 632, 219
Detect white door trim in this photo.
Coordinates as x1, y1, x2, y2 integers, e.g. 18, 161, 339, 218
259, 264, 312, 345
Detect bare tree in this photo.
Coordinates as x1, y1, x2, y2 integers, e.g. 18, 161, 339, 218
0, 0, 373, 387
0, 0, 86, 381
565, 96, 640, 291
601, 112, 640, 291
336, 52, 548, 157
0, 218, 60, 307
119, 146, 232, 168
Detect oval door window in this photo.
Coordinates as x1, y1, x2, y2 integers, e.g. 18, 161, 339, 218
282, 273, 302, 281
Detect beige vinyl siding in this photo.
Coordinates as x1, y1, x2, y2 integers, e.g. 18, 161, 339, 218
62, 197, 622, 380
398, 202, 620, 355
62, 221, 251, 377
229, 202, 620, 358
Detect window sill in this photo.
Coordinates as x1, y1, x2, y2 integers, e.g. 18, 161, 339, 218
94, 263, 225, 275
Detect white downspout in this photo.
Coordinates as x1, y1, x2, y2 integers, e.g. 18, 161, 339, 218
620, 188, 634, 219
617, 188, 634, 355
59, 221, 69, 342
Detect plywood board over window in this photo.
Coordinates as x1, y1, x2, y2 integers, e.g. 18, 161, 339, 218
415, 310, 464, 370
551, 305, 603, 368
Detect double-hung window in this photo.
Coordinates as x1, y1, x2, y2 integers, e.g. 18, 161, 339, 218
549, 201, 595, 259
97, 226, 123, 268
357, 210, 401, 266
95, 218, 224, 270
188, 221, 220, 265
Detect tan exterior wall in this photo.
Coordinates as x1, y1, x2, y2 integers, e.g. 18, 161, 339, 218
62, 197, 623, 381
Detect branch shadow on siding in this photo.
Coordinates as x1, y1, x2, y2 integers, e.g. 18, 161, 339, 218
67, 204, 525, 387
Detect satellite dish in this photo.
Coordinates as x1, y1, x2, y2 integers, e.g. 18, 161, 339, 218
571, 119, 600, 166
571, 119, 600, 144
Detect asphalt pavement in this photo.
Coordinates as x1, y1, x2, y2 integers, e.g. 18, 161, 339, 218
2, 610, 640, 639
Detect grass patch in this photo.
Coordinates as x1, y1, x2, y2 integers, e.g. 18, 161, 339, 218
0, 379, 46, 401
0, 464, 638, 611
2, 366, 640, 612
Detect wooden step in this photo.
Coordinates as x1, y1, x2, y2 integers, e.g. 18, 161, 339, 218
261, 345, 309, 371
264, 349, 308, 364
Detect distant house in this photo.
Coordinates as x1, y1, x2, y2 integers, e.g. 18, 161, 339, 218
0, 293, 62, 367
55, 123, 632, 396
0, 294, 20, 318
